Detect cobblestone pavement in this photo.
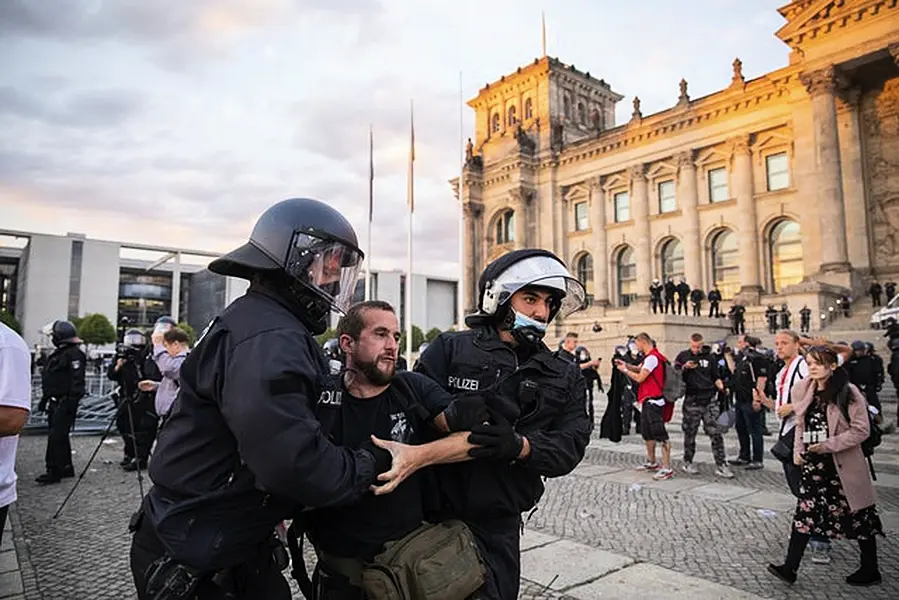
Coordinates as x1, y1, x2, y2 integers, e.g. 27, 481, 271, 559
7, 420, 899, 599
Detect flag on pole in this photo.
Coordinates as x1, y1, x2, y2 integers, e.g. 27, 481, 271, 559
408, 101, 415, 213
368, 124, 374, 222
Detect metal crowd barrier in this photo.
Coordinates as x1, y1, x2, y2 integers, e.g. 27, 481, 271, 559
25, 373, 120, 434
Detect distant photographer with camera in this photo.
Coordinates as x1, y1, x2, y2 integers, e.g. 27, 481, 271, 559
108, 327, 162, 472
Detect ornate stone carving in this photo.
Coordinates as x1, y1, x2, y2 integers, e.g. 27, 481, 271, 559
509, 188, 534, 206
551, 122, 564, 150
836, 86, 862, 112
631, 96, 642, 120
677, 79, 689, 105
463, 137, 483, 169
863, 78, 899, 268
731, 58, 745, 86
731, 135, 751, 155
800, 66, 839, 98
462, 202, 483, 218
591, 107, 602, 130
587, 176, 603, 192
889, 43, 899, 67
465, 138, 474, 162
628, 164, 646, 181
676, 151, 695, 170
515, 125, 536, 153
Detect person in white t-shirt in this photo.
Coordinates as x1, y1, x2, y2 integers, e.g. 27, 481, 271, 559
0, 322, 32, 545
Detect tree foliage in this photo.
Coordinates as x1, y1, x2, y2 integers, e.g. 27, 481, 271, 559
177, 321, 197, 346
315, 328, 338, 347
78, 313, 117, 348
425, 327, 442, 343
399, 325, 425, 354
0, 310, 21, 335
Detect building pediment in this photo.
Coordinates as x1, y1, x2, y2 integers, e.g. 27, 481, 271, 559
775, 0, 892, 51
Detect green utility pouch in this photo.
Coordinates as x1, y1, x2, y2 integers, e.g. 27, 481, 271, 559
361, 520, 485, 600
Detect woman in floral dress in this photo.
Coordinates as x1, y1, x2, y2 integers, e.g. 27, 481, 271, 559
768, 346, 883, 587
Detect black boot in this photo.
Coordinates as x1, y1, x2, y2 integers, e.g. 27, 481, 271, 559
846, 538, 882, 587
768, 530, 809, 585
35, 472, 63, 485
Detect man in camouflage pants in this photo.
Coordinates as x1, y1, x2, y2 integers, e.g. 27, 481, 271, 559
674, 334, 734, 479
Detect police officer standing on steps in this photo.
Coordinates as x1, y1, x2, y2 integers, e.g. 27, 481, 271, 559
35, 320, 86, 485
416, 248, 592, 600
129, 198, 411, 599
707, 286, 722, 318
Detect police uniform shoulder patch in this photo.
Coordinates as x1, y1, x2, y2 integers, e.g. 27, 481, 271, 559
71, 360, 82, 371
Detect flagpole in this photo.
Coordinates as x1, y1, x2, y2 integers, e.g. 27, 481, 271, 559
541, 11, 547, 58
405, 100, 414, 367
457, 71, 465, 331
365, 124, 374, 301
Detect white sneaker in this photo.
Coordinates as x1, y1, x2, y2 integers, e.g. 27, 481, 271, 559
681, 462, 699, 475
652, 468, 675, 481
715, 465, 735, 479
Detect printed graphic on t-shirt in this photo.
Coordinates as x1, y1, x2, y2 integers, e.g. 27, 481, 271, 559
390, 412, 412, 443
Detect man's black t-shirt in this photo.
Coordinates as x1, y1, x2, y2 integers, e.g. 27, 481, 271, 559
731, 351, 769, 403
674, 349, 717, 395
308, 375, 451, 560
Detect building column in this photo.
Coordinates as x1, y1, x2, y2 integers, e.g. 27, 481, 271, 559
837, 87, 870, 274
630, 164, 651, 299
800, 66, 851, 274
676, 151, 701, 289
510, 188, 531, 249
588, 176, 609, 306
732, 135, 762, 299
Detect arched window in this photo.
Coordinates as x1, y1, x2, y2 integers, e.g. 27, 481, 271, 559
491, 112, 501, 133
508, 105, 517, 126
576, 253, 594, 302
577, 101, 586, 124
660, 238, 684, 283
524, 98, 533, 120
770, 219, 803, 292
494, 210, 515, 245
617, 246, 637, 307
563, 95, 571, 119
711, 229, 740, 299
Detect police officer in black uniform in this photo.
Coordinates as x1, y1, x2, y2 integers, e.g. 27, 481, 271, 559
707, 286, 722, 318
129, 198, 403, 599
416, 248, 591, 600
799, 305, 812, 333
35, 320, 86, 485
846, 341, 883, 416
108, 328, 162, 471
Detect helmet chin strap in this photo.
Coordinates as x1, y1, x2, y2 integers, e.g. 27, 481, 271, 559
498, 306, 548, 348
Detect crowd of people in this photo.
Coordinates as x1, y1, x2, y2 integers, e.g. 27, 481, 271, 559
0, 195, 890, 598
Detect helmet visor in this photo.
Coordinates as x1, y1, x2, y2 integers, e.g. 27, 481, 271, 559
123, 332, 146, 347
286, 231, 364, 315
488, 255, 587, 319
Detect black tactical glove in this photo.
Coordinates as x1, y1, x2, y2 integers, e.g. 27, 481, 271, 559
359, 440, 392, 483
37, 397, 49, 413
443, 395, 490, 431
467, 420, 524, 462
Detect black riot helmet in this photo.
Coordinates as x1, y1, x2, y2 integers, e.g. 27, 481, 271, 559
467, 248, 586, 347
41, 320, 81, 347
209, 198, 364, 334
322, 338, 341, 361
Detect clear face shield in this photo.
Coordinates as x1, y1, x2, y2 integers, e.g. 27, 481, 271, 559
285, 231, 364, 315
482, 255, 587, 321
123, 331, 146, 347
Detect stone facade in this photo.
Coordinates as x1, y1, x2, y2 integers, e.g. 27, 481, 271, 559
455, 0, 899, 352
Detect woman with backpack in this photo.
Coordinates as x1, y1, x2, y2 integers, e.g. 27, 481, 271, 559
767, 346, 883, 587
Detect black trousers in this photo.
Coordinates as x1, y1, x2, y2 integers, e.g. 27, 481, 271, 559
734, 402, 763, 463
466, 516, 521, 600
664, 297, 675, 313
118, 397, 159, 463
0, 503, 8, 547
677, 298, 688, 315
709, 302, 720, 318
692, 302, 701, 317
45, 399, 78, 475
129, 513, 291, 600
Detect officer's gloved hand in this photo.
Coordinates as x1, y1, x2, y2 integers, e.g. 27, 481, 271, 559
37, 397, 51, 413
359, 440, 393, 481
443, 395, 490, 431
467, 418, 524, 462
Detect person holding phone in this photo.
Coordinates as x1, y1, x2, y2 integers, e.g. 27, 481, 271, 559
675, 334, 732, 478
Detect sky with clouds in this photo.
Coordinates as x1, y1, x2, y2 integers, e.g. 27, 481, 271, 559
0, 0, 792, 278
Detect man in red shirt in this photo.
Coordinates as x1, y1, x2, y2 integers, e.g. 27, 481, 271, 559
616, 333, 674, 480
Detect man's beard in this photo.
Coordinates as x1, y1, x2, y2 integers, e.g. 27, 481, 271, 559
355, 354, 396, 386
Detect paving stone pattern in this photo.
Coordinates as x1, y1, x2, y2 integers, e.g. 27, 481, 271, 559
8, 424, 899, 599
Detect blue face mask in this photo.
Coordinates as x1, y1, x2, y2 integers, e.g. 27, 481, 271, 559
512, 311, 547, 334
